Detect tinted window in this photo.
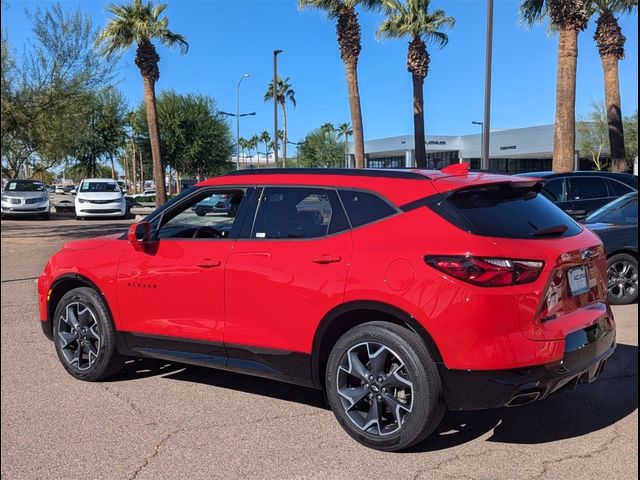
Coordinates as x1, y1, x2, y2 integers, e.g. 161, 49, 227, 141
435, 183, 582, 239
609, 179, 634, 196
157, 188, 244, 239
338, 190, 397, 227
568, 177, 609, 200
251, 187, 335, 239
586, 194, 638, 224
542, 179, 565, 201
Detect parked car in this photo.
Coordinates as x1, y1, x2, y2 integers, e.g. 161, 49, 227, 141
55, 185, 65, 194
130, 189, 156, 200
39, 167, 615, 451
191, 193, 237, 216
46, 185, 56, 194
1, 179, 50, 220
584, 192, 638, 305
515, 171, 638, 221
74, 178, 127, 220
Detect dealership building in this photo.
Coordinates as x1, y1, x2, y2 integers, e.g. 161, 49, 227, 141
348, 124, 607, 173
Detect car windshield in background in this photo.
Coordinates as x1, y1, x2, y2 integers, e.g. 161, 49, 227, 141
437, 182, 583, 239
586, 194, 638, 224
5, 181, 45, 192
80, 182, 119, 193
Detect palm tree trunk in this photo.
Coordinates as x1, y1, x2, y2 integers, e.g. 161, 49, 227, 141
553, 27, 580, 172
412, 74, 427, 168
345, 60, 365, 168
601, 54, 626, 171
131, 139, 137, 193
142, 75, 166, 206
282, 102, 288, 167
110, 154, 116, 179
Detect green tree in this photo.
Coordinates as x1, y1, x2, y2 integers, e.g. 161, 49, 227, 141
298, 0, 380, 169
623, 109, 638, 165
589, 0, 637, 171
299, 125, 347, 167
337, 122, 352, 167
377, 0, 454, 167
99, 0, 188, 206
577, 101, 609, 170
259, 130, 271, 166
520, 0, 590, 172
264, 76, 296, 167
133, 91, 234, 180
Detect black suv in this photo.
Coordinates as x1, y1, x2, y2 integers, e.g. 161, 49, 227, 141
516, 171, 638, 221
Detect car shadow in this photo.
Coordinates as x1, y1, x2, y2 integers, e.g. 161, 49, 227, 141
109, 343, 637, 449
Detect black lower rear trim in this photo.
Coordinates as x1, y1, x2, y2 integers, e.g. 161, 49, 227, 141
438, 316, 616, 410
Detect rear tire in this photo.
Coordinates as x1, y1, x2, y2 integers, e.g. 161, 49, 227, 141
325, 322, 445, 451
607, 253, 638, 305
52, 287, 124, 381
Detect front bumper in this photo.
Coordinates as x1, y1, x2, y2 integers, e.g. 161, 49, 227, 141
75, 201, 126, 216
1, 203, 49, 215
438, 315, 616, 410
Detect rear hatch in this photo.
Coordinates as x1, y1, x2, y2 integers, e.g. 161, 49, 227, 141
429, 174, 610, 341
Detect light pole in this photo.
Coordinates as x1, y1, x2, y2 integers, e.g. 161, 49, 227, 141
220, 107, 256, 169
482, 0, 494, 171
273, 49, 283, 167
472, 121, 484, 168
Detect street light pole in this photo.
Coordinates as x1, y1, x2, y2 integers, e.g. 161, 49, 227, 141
236, 73, 250, 170
482, 0, 494, 171
273, 49, 283, 167
472, 121, 484, 168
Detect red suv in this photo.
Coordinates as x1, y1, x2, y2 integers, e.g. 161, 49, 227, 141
38, 167, 615, 451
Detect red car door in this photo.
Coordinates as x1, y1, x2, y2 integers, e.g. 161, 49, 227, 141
117, 187, 248, 343
224, 187, 353, 354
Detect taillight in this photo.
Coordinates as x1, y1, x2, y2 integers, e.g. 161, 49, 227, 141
425, 256, 544, 287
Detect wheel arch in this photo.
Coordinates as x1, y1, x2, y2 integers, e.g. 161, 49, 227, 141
311, 301, 442, 389
607, 249, 639, 261
45, 274, 114, 340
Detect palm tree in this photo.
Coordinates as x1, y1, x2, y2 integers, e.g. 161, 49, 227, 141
99, 0, 188, 206
260, 130, 271, 166
377, 0, 454, 168
590, 0, 636, 172
520, 0, 589, 172
337, 122, 353, 167
238, 137, 248, 166
264, 77, 296, 167
298, 0, 380, 169
249, 134, 260, 167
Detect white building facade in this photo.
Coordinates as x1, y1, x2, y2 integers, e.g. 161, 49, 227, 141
349, 124, 606, 173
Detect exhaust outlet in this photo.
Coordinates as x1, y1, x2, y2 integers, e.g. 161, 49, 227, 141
506, 391, 541, 407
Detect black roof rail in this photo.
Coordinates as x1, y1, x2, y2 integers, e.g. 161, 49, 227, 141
224, 168, 429, 180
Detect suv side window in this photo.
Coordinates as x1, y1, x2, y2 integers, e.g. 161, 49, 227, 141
568, 177, 609, 200
542, 178, 565, 201
338, 190, 397, 227
251, 187, 343, 239
609, 179, 634, 196
156, 188, 245, 239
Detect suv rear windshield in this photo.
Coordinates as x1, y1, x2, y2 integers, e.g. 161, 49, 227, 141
432, 182, 583, 239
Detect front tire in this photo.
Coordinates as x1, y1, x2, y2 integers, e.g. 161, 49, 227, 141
52, 287, 124, 381
607, 253, 638, 305
325, 322, 445, 451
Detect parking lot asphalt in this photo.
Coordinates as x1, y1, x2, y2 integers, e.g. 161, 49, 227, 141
1, 216, 637, 480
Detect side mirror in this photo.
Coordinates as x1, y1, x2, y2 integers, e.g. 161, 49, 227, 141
128, 221, 151, 250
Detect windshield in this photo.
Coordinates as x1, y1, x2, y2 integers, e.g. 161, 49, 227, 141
80, 182, 119, 193
586, 194, 638, 224
5, 180, 45, 192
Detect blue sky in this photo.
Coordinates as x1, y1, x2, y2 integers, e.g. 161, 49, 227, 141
3, 0, 638, 144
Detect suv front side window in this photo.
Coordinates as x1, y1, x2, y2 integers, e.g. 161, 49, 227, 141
156, 188, 245, 239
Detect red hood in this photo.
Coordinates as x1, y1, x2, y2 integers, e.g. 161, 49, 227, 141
62, 233, 123, 251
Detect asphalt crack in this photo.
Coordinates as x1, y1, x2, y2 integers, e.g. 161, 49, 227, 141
1, 276, 39, 283
128, 428, 181, 480
101, 384, 149, 420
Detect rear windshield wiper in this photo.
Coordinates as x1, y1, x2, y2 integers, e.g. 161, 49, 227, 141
530, 224, 569, 237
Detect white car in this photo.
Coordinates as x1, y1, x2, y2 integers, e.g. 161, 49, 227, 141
75, 178, 127, 220
55, 185, 65, 194
1, 179, 50, 220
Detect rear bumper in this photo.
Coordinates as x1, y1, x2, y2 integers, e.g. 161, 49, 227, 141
438, 315, 615, 410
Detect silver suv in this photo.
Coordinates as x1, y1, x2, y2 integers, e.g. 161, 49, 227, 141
1, 180, 51, 220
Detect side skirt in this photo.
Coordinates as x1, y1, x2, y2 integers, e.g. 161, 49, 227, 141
116, 332, 316, 389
